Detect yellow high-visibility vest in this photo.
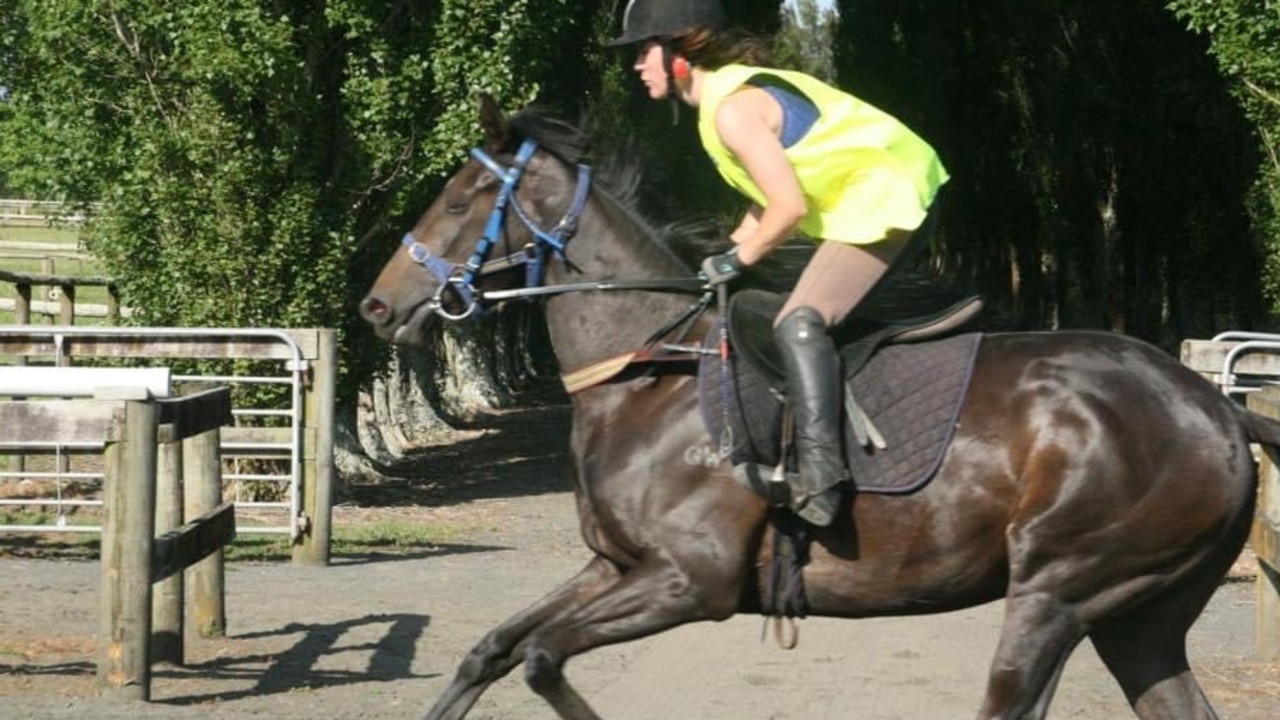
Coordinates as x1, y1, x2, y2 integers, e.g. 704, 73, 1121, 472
697, 64, 949, 245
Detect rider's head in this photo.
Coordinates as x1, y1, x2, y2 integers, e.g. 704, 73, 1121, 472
610, 0, 724, 101
609, 0, 773, 102
607, 0, 727, 48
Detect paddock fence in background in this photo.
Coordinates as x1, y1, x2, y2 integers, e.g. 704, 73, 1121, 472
1181, 332, 1280, 660
0, 373, 235, 701
0, 326, 336, 565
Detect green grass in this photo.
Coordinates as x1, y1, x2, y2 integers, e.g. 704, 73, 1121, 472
0, 507, 99, 529
0, 224, 81, 246
0, 510, 469, 563
226, 519, 467, 563
0, 255, 105, 278
0, 222, 114, 327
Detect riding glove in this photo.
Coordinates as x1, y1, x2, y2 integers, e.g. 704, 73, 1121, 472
700, 248, 746, 286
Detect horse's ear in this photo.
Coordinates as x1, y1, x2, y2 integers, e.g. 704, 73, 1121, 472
478, 93, 511, 151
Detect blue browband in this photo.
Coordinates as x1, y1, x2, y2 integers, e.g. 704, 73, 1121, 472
400, 138, 592, 320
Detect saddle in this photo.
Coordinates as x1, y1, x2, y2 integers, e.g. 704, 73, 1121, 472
697, 287, 984, 496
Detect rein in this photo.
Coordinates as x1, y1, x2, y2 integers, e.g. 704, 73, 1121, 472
401, 138, 707, 321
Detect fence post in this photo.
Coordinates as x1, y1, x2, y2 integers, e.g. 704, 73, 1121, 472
1248, 387, 1280, 661
184, 427, 226, 638
98, 399, 159, 701
39, 258, 53, 327
106, 284, 120, 324
151, 441, 184, 665
293, 328, 336, 566
13, 282, 30, 327
59, 283, 75, 326
8, 284, 30, 480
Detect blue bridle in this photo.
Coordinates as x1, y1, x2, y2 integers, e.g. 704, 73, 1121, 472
401, 138, 592, 320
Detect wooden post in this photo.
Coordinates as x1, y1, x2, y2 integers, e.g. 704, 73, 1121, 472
1248, 388, 1280, 661
106, 284, 120, 325
14, 282, 30, 328
40, 259, 53, 327
151, 441, 184, 665
52, 274, 72, 477
8, 284, 30, 479
59, 283, 76, 327
294, 328, 336, 566
184, 427, 226, 638
98, 400, 159, 701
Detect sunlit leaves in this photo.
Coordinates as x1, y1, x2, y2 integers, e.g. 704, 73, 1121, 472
1169, 0, 1280, 307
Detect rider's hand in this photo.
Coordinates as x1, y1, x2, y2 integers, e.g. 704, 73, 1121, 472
700, 248, 746, 286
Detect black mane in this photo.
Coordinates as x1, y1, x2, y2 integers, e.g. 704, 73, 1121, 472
505, 106, 806, 291
508, 107, 643, 216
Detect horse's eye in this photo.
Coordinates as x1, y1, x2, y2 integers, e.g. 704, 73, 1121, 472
445, 202, 469, 215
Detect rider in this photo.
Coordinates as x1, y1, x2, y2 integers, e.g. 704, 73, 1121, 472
609, 0, 950, 526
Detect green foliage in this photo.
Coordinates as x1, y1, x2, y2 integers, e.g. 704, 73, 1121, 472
834, 0, 1267, 345
0, 1, 597, 406
1167, 0, 1280, 311
775, 0, 838, 80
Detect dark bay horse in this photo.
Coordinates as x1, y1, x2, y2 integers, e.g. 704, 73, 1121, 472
360, 97, 1280, 720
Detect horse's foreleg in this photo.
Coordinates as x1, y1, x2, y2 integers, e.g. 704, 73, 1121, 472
425, 555, 622, 720
976, 591, 1085, 720
521, 555, 739, 720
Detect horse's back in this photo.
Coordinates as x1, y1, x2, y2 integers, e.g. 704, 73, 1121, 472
972, 329, 1244, 444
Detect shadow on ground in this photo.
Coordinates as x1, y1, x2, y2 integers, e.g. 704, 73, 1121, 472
4, 613, 439, 706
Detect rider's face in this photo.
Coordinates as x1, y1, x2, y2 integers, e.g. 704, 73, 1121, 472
633, 41, 668, 100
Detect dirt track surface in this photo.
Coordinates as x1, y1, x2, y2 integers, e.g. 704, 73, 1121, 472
2, 403, 1279, 720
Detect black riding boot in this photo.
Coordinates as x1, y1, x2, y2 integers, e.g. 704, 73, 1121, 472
774, 306, 849, 526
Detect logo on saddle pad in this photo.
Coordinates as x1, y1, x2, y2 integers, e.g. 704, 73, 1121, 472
684, 444, 730, 468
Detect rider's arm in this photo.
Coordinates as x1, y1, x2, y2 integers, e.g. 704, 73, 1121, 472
729, 204, 763, 244
714, 88, 807, 266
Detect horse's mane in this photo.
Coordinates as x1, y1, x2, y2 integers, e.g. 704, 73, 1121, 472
507, 107, 805, 291
507, 108, 643, 218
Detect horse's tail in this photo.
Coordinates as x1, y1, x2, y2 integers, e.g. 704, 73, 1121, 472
1241, 407, 1280, 448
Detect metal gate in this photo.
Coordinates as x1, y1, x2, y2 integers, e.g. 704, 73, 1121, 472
0, 326, 336, 563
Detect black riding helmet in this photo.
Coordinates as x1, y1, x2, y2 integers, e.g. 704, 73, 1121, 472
607, 0, 726, 46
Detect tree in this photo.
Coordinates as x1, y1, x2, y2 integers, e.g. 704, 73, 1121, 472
0, 1, 599, 402
834, 0, 1265, 346
1167, 0, 1280, 313
775, 0, 838, 81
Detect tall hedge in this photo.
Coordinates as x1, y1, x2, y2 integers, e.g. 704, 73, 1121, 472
1167, 0, 1280, 312
833, 0, 1268, 346
0, 0, 598, 404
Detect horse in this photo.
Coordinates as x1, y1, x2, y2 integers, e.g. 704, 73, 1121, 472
360, 96, 1280, 720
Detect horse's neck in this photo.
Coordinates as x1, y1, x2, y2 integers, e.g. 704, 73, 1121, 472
541, 197, 698, 372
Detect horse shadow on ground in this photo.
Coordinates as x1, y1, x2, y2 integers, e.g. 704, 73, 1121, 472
0, 613, 439, 704
156, 612, 438, 705
331, 541, 514, 566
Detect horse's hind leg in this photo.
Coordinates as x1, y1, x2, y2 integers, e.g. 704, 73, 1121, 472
976, 591, 1086, 720
1088, 559, 1232, 719
426, 556, 621, 720
1090, 613, 1217, 720
1089, 471, 1251, 720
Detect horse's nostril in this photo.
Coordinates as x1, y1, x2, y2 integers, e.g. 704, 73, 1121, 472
361, 296, 389, 322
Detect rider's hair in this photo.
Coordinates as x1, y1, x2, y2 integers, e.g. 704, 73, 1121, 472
667, 26, 773, 69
